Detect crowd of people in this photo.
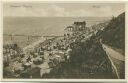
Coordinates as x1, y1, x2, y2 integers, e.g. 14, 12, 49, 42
3, 35, 73, 78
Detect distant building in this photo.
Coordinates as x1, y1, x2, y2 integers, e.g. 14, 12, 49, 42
73, 21, 86, 31
64, 21, 86, 35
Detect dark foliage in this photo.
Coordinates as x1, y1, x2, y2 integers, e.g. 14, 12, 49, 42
100, 12, 125, 53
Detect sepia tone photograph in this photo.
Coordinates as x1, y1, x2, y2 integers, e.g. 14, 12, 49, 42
2, 2, 125, 79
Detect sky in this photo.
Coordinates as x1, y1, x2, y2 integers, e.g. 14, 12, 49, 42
3, 2, 125, 17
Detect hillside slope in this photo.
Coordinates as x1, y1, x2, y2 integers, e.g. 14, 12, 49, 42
100, 12, 125, 54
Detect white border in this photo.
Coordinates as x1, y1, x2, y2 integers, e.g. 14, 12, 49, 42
0, 0, 3, 82
0, 1, 127, 82
125, 1, 128, 83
